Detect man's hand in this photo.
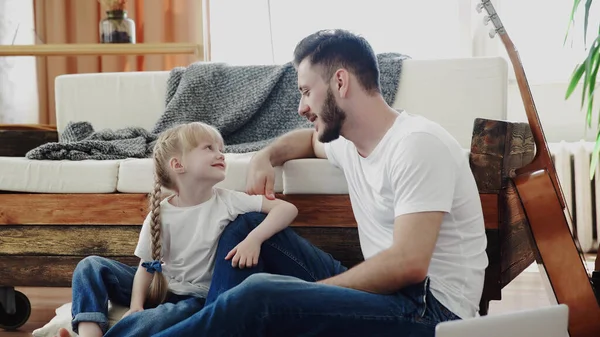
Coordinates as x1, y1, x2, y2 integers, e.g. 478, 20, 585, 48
246, 151, 276, 200
225, 236, 262, 269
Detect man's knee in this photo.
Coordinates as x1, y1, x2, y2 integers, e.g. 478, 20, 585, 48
237, 273, 302, 298
222, 273, 279, 303
136, 299, 203, 323
221, 212, 267, 239
241, 273, 274, 289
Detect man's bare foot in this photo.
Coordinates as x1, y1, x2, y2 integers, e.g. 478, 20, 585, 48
54, 327, 72, 337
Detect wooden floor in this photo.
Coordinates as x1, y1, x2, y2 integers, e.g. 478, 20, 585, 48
1, 258, 596, 336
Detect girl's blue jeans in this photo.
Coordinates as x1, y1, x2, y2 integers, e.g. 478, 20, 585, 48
70, 212, 460, 336
70, 255, 206, 336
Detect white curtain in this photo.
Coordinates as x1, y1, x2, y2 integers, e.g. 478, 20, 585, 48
209, 0, 474, 65
0, 0, 38, 124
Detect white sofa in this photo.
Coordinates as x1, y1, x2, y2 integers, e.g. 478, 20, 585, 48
0, 57, 508, 194
0, 57, 511, 335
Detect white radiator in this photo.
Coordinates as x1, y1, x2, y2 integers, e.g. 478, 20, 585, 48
549, 141, 600, 253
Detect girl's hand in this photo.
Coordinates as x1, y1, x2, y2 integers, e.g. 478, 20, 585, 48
225, 237, 262, 269
122, 306, 144, 319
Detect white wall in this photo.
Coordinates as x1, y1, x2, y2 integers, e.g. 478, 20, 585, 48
506, 81, 600, 144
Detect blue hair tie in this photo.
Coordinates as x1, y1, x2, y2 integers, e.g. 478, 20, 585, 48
141, 260, 163, 274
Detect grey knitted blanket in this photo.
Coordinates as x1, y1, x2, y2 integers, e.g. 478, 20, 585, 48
26, 53, 409, 160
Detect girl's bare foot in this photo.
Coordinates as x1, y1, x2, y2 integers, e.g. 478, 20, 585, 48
54, 327, 72, 337
54, 322, 102, 337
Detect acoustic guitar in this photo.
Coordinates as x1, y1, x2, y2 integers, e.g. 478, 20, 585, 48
477, 1, 600, 336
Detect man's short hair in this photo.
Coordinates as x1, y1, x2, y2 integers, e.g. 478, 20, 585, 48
293, 29, 381, 94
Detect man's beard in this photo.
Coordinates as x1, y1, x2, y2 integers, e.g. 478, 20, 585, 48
318, 88, 347, 143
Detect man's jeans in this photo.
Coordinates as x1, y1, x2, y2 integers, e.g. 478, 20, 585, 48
153, 212, 461, 337
70, 256, 206, 336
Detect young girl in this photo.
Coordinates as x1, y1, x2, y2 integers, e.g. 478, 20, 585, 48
55, 121, 298, 337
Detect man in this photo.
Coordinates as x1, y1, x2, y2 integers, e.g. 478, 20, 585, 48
153, 29, 488, 337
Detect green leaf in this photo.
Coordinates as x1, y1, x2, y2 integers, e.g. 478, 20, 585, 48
565, 0, 582, 45
582, 42, 593, 109
584, 0, 594, 43
566, 63, 585, 99
586, 52, 600, 127
588, 86, 595, 127
581, 37, 600, 110
590, 129, 600, 180
579, 37, 600, 127
588, 86, 600, 128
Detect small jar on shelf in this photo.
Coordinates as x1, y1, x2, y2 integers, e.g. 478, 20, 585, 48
98, 0, 135, 43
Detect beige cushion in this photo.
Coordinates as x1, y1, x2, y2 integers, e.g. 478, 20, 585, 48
281, 149, 471, 194
116, 152, 285, 193
283, 158, 348, 194
55, 58, 508, 149
0, 157, 121, 193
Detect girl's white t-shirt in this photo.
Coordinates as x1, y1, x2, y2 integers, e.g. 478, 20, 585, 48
323, 111, 489, 319
134, 187, 263, 298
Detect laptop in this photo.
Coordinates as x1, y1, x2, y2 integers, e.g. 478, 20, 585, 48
435, 304, 569, 337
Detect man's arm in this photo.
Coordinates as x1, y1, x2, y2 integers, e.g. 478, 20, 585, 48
319, 132, 456, 293
262, 128, 326, 167
318, 211, 442, 293
312, 130, 327, 159
247, 129, 325, 197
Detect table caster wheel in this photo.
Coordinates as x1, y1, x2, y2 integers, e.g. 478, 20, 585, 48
0, 290, 31, 330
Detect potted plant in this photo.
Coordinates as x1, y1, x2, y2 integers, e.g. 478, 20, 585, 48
565, 0, 600, 177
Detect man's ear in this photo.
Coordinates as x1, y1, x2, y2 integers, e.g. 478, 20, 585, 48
169, 157, 185, 174
333, 68, 350, 98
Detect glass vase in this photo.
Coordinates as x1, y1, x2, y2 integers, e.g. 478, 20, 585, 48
99, 10, 136, 43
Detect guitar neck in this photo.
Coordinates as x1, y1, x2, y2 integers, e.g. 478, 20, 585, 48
479, 0, 566, 209
500, 34, 553, 168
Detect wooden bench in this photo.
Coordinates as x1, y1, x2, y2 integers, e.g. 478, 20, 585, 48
0, 117, 535, 329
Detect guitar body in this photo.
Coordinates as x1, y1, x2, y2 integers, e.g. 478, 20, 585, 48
513, 169, 600, 337
478, 1, 600, 336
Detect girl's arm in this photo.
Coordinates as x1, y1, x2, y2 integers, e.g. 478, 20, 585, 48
130, 259, 154, 310
226, 197, 298, 267
246, 197, 298, 243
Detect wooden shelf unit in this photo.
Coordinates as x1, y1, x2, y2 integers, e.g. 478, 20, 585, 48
0, 43, 202, 57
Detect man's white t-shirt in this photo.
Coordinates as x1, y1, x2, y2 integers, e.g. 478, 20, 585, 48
323, 110, 488, 319
134, 187, 263, 298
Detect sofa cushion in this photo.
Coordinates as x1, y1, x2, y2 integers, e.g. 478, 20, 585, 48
282, 148, 472, 194
391, 57, 508, 148
0, 148, 472, 194
283, 158, 348, 194
116, 152, 285, 193
55, 58, 508, 150
0, 157, 120, 193
55, 71, 169, 134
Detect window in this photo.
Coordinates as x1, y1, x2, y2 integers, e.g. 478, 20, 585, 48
209, 0, 597, 85
483, 0, 600, 83
209, 0, 473, 65
0, 0, 37, 124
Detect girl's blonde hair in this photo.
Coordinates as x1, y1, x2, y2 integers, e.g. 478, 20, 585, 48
144, 122, 224, 308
